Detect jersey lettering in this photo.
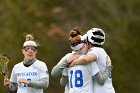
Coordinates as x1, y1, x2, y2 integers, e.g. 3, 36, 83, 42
69, 70, 83, 88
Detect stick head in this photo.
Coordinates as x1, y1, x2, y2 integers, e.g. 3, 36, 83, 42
0, 54, 10, 77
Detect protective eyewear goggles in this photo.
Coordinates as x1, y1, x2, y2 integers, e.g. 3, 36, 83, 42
69, 40, 86, 47
23, 46, 37, 51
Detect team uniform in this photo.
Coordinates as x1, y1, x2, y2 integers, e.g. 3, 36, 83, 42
53, 28, 113, 93
88, 47, 115, 93
10, 60, 49, 93
63, 54, 100, 93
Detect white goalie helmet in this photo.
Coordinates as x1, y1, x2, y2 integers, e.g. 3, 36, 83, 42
86, 28, 105, 45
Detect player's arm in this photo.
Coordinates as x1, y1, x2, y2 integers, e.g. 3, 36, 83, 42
60, 68, 68, 86
51, 54, 69, 78
4, 80, 17, 93
29, 62, 49, 89
60, 75, 68, 86
5, 66, 18, 92
18, 77, 49, 89
93, 65, 112, 85
93, 56, 113, 85
27, 77, 49, 89
20, 62, 49, 89
69, 53, 97, 67
9, 82, 17, 92
19, 63, 49, 89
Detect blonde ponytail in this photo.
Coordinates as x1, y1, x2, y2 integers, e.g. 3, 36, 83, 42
25, 34, 34, 41
23, 34, 37, 47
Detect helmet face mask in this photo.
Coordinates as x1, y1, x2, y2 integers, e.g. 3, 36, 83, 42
87, 28, 105, 46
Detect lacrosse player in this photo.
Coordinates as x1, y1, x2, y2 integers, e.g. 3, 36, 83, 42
68, 28, 115, 93
4, 34, 49, 93
51, 28, 112, 93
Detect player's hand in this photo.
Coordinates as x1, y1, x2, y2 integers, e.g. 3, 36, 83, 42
4, 78, 10, 86
69, 59, 77, 67
66, 54, 80, 63
106, 56, 111, 66
18, 78, 29, 84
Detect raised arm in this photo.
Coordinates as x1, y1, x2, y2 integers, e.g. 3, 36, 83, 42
51, 52, 79, 77
51, 54, 69, 78
69, 53, 97, 67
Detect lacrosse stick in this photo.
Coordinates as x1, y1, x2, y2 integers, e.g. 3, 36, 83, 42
0, 54, 10, 79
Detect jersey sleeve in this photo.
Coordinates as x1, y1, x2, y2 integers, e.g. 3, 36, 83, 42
60, 75, 68, 86
62, 68, 68, 76
39, 62, 49, 79
60, 68, 68, 86
51, 53, 70, 77
89, 62, 100, 76
28, 61, 49, 89
88, 47, 98, 59
93, 65, 113, 85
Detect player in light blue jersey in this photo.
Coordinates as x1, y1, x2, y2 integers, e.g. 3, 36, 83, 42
51, 28, 112, 93
69, 28, 115, 93
4, 34, 49, 93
